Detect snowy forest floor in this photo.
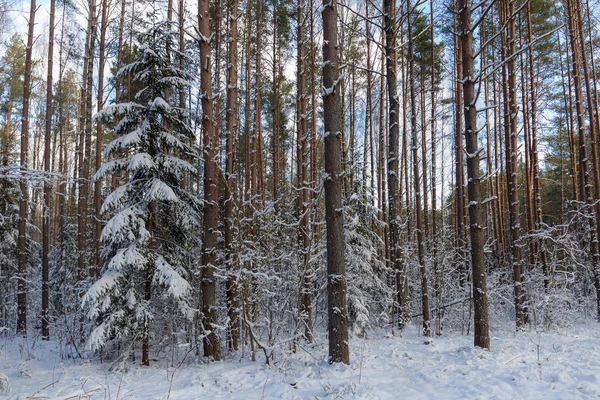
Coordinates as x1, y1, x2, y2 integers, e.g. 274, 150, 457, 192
2, 322, 600, 399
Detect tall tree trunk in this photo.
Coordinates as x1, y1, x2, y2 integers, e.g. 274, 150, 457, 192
525, 1, 547, 286
272, 3, 280, 211
94, 0, 107, 279
297, 0, 312, 342
225, 0, 240, 352
571, 0, 600, 319
458, 0, 490, 349
407, 3, 431, 337
199, 0, 221, 360
322, 0, 349, 365
501, 0, 526, 328
420, 84, 429, 239
78, 0, 96, 293
430, 0, 441, 336
310, 0, 318, 225
384, 0, 406, 327
585, 0, 600, 313
454, 7, 467, 286
556, 27, 577, 206
18, 0, 36, 336
41, 0, 56, 340
242, 3, 253, 353
365, 9, 373, 201
378, 30, 388, 278
56, 4, 67, 283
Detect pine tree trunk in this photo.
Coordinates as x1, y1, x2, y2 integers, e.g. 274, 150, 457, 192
17, 0, 36, 337
572, 0, 600, 319
297, 0, 313, 343
384, 0, 406, 327
41, 0, 56, 340
430, 0, 440, 335
458, 0, 490, 349
94, 0, 107, 279
420, 83, 429, 239
225, 0, 240, 351
321, 0, 349, 365
454, 8, 467, 287
585, 0, 600, 309
501, 0, 526, 328
525, 1, 547, 286
272, 4, 280, 212
199, 0, 221, 360
78, 0, 96, 292
407, 3, 431, 337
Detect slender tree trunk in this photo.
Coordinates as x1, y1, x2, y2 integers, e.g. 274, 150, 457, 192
225, 0, 239, 352
365, 7, 373, 201
458, 0, 490, 349
430, 0, 440, 335
384, 0, 406, 327
525, 1, 547, 286
500, 0, 526, 328
322, 0, 349, 365
454, 7, 467, 286
571, 0, 600, 319
558, 27, 579, 203
78, 0, 96, 292
41, 0, 56, 340
585, 0, 600, 308
17, 0, 36, 337
56, 5, 67, 278
272, 4, 280, 211
142, 202, 155, 367
407, 3, 431, 337
420, 83, 429, 239
199, 0, 221, 360
94, 0, 107, 279
242, 3, 253, 354
2, 90, 13, 167
310, 0, 318, 200
297, 0, 313, 342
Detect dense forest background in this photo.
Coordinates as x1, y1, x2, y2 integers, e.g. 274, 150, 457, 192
1, 0, 599, 367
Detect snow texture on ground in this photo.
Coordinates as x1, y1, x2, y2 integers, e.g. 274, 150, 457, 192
1, 323, 600, 399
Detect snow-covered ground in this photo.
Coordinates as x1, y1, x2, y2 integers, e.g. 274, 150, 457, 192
2, 323, 600, 399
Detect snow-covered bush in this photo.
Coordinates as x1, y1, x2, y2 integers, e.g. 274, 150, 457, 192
0, 172, 19, 334
344, 192, 393, 337
0, 372, 9, 394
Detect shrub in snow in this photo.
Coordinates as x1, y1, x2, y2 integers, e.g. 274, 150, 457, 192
0, 174, 18, 332
344, 192, 393, 338
18, 362, 31, 377
0, 373, 9, 394
83, 10, 198, 359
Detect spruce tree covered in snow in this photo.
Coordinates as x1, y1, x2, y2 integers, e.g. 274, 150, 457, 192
83, 9, 197, 365
49, 220, 80, 344
344, 193, 392, 338
0, 173, 19, 333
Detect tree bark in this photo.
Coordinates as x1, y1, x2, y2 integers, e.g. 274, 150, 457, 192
458, 0, 490, 349
407, 2, 431, 337
384, 0, 407, 328
322, 0, 349, 365
500, 0, 526, 328
199, 0, 221, 360
454, 7, 467, 286
17, 0, 36, 337
225, 0, 239, 351
42, 0, 56, 340
94, 0, 107, 279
